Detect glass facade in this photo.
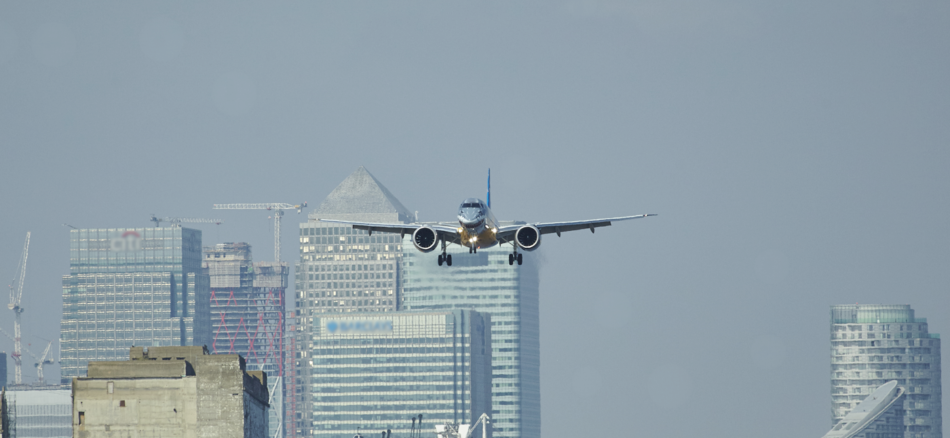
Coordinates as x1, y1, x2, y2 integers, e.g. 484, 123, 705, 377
296, 224, 402, 314
60, 227, 210, 383
402, 239, 540, 438
308, 310, 491, 438
3, 389, 72, 438
293, 166, 414, 438
295, 223, 404, 437
831, 304, 942, 438
203, 242, 288, 438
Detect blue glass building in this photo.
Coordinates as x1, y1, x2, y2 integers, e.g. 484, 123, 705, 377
401, 241, 540, 438
309, 310, 491, 438
59, 227, 211, 383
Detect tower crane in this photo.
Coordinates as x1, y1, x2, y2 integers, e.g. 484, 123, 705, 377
7, 231, 30, 385
0, 328, 54, 384
212, 203, 307, 263
150, 215, 224, 227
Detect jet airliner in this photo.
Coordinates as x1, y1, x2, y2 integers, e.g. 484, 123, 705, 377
320, 170, 656, 266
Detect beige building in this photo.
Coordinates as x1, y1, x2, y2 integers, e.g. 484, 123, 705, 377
72, 346, 268, 438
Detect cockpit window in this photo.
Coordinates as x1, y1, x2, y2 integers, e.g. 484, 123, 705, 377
462, 203, 479, 208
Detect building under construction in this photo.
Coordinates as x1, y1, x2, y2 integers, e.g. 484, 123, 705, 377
203, 243, 288, 438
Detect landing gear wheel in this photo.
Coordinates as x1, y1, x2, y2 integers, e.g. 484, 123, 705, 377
517, 253, 523, 265
438, 255, 444, 266
473, 247, 477, 254
469, 247, 473, 254
508, 253, 514, 265
446, 254, 453, 266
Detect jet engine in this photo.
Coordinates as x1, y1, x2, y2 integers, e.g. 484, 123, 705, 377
515, 225, 541, 251
412, 227, 439, 253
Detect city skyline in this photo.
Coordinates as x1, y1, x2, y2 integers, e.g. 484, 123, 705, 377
2, 2, 949, 436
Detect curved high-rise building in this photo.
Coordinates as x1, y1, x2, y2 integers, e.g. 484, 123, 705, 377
831, 304, 942, 438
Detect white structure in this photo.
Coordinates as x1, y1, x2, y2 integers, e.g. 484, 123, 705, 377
823, 380, 906, 438
831, 304, 942, 437
3, 388, 72, 438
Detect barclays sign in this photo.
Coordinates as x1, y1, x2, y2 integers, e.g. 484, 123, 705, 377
325, 319, 393, 335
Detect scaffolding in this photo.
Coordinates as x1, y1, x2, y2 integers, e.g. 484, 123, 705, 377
203, 243, 287, 438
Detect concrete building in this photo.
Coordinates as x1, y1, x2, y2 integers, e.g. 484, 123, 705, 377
831, 304, 942, 437
402, 243, 540, 438
203, 242, 287, 438
60, 227, 211, 383
308, 310, 491, 438
72, 346, 268, 438
293, 167, 412, 437
823, 380, 907, 438
1, 386, 72, 438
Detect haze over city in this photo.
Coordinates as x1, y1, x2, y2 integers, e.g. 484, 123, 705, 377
1, 2, 949, 437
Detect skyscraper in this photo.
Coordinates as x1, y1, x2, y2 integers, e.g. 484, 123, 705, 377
308, 310, 492, 438
293, 167, 412, 437
203, 242, 288, 438
60, 226, 210, 383
831, 304, 942, 437
402, 241, 540, 438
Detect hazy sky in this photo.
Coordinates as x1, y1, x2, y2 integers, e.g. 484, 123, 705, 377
1, 2, 949, 436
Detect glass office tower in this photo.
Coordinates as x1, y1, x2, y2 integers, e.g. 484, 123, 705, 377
60, 227, 210, 383
203, 242, 288, 438
293, 166, 413, 437
402, 241, 540, 438
831, 304, 942, 438
309, 310, 492, 438
2, 388, 72, 438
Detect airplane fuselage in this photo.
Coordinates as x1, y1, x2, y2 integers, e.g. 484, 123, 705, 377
457, 198, 498, 249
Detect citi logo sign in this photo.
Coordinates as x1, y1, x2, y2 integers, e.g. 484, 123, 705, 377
111, 231, 142, 252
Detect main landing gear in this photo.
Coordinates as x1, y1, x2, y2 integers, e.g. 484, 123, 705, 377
437, 239, 452, 266
508, 252, 522, 266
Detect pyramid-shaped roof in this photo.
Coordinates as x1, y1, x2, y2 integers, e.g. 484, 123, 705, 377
310, 167, 414, 223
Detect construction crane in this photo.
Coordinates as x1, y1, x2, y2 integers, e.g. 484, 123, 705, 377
212, 203, 307, 263
150, 215, 224, 227
7, 231, 30, 385
0, 327, 53, 384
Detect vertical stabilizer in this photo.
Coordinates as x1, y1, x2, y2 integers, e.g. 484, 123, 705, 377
487, 169, 491, 209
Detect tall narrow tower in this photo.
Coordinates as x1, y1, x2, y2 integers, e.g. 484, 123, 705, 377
203, 242, 287, 438
830, 304, 942, 437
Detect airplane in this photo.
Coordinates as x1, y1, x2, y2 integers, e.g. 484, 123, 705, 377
319, 170, 656, 266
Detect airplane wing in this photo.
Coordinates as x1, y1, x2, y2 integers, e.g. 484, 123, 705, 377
496, 214, 656, 242
317, 219, 462, 244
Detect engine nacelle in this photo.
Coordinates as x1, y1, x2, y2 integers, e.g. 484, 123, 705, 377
412, 227, 439, 253
515, 225, 541, 251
